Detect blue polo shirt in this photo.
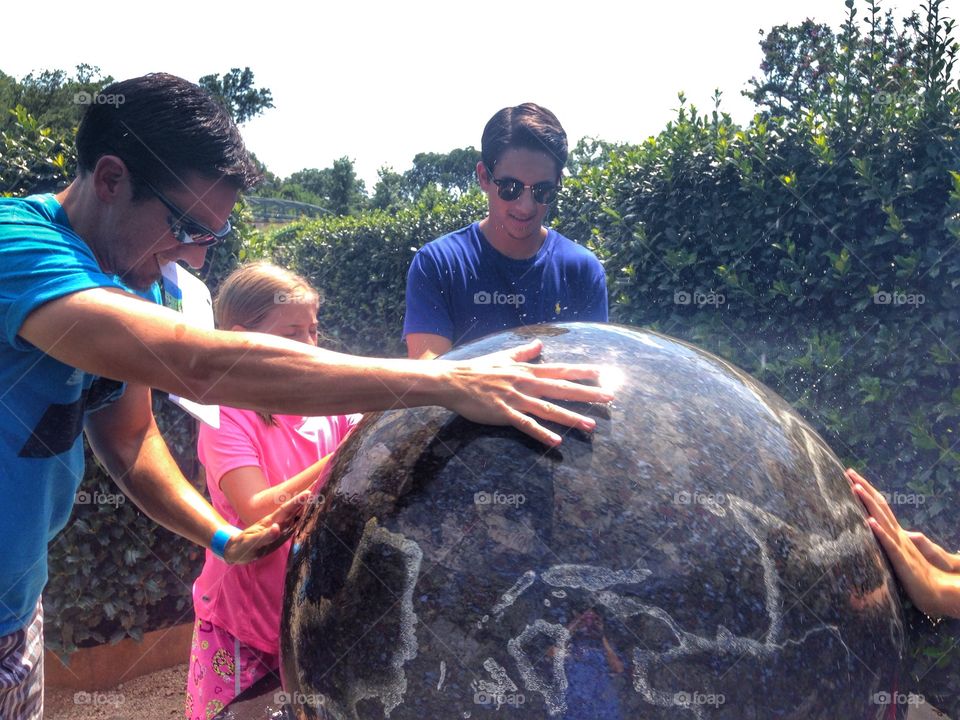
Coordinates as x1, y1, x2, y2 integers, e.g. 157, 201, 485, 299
403, 222, 608, 347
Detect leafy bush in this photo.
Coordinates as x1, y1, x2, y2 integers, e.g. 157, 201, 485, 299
561, 0, 959, 543
266, 191, 486, 357
0, 65, 111, 139
1, 104, 73, 196
43, 398, 205, 652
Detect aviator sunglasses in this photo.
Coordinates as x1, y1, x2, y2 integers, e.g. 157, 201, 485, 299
143, 180, 232, 247
484, 164, 560, 205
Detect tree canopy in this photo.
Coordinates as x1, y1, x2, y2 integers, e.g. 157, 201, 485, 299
198, 67, 274, 124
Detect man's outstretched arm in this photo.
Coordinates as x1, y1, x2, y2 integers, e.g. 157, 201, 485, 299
22, 287, 612, 446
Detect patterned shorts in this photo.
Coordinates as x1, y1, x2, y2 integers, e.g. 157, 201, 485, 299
185, 617, 279, 720
0, 598, 43, 720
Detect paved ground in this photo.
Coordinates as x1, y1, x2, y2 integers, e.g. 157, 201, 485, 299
44, 663, 952, 720
45, 664, 187, 720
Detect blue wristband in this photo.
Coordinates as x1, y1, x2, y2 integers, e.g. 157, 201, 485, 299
211, 526, 240, 559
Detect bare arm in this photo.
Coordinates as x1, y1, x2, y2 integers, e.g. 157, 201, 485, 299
847, 468, 960, 619
22, 288, 611, 445
406, 332, 452, 360
220, 455, 333, 528
84, 383, 306, 563
602, 636, 625, 674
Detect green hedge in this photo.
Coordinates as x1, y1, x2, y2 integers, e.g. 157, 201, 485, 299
266, 192, 486, 357
43, 401, 204, 651
560, 99, 960, 527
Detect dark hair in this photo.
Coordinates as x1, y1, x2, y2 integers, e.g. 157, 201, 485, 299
480, 103, 568, 175
75, 73, 262, 198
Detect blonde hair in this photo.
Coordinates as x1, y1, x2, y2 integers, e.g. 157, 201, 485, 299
214, 261, 318, 331
214, 262, 320, 426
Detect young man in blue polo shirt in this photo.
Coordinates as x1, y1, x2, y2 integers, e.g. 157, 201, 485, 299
404, 103, 608, 359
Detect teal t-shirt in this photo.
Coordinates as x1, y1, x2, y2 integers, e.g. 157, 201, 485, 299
0, 194, 155, 634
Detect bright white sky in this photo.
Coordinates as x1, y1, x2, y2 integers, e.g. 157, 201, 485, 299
2, 0, 915, 189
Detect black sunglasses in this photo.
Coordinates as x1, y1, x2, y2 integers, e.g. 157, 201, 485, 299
142, 180, 232, 248
485, 164, 560, 205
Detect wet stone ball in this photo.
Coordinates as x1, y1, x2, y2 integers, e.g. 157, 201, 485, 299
280, 323, 905, 720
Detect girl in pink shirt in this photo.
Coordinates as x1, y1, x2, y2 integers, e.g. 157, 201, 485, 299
185, 263, 360, 720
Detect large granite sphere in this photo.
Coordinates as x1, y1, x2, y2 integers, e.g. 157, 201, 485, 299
281, 323, 905, 720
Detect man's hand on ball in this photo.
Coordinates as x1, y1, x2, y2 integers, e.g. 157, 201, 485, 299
444, 339, 614, 446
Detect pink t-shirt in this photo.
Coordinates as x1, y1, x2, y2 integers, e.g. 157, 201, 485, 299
192, 407, 360, 653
